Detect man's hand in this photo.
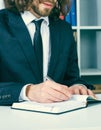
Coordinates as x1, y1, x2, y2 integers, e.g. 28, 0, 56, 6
26, 80, 72, 103
69, 85, 95, 97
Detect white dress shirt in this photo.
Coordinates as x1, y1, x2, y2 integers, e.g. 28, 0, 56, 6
19, 11, 50, 100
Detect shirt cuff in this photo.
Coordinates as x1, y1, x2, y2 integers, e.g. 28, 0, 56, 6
19, 84, 32, 101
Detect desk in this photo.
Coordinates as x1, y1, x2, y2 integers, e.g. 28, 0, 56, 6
0, 100, 101, 130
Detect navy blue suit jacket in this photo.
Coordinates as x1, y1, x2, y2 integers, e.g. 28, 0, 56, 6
0, 9, 94, 105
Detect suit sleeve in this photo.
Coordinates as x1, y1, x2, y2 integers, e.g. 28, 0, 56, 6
0, 82, 25, 105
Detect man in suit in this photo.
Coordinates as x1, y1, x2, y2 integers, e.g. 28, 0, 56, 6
0, 0, 95, 105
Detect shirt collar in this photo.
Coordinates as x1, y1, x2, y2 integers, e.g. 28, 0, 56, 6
21, 11, 49, 26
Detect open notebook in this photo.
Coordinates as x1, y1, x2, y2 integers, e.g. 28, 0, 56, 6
11, 94, 101, 114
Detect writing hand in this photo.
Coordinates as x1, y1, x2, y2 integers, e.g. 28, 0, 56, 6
26, 80, 72, 103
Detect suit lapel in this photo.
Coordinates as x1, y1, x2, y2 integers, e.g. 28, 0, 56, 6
47, 20, 60, 78
7, 11, 43, 81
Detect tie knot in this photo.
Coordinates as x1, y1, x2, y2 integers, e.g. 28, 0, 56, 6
33, 19, 43, 30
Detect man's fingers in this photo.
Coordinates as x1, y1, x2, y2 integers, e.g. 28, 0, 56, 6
87, 89, 96, 98
69, 85, 95, 97
47, 80, 71, 98
47, 87, 70, 101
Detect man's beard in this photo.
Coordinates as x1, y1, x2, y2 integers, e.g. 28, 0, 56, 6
31, 5, 53, 17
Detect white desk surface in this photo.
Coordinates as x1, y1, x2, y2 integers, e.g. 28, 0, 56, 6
1, 95, 101, 130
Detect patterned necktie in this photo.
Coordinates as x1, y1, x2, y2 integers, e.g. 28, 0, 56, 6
33, 19, 43, 76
